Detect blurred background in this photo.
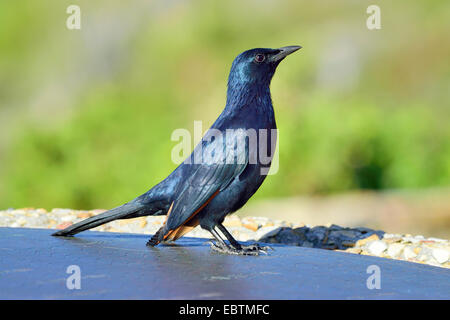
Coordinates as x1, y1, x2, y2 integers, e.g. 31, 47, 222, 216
0, 1, 449, 237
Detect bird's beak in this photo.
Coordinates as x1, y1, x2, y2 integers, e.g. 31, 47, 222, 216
270, 45, 302, 62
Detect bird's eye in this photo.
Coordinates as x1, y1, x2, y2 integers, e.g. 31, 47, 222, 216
254, 53, 266, 63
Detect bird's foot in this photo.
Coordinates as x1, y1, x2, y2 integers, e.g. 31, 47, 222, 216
209, 241, 272, 256
240, 243, 273, 254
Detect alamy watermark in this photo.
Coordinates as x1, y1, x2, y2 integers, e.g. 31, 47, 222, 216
366, 264, 381, 290
171, 121, 279, 176
66, 265, 81, 290
66, 5, 81, 30
366, 5, 381, 30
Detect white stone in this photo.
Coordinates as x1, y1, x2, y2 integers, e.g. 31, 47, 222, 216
367, 240, 387, 255
403, 246, 417, 260
432, 248, 449, 264
17, 217, 27, 226
387, 243, 404, 257
61, 215, 76, 222
403, 236, 420, 244
427, 237, 447, 243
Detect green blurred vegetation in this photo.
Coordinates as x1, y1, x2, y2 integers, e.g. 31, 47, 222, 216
0, 0, 449, 210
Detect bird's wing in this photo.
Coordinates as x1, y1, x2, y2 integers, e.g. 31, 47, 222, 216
164, 128, 249, 233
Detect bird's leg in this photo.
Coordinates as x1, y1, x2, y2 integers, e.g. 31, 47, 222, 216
216, 223, 242, 249
208, 227, 238, 254
216, 223, 272, 255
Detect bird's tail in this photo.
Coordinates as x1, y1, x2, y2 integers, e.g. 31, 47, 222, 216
52, 202, 144, 237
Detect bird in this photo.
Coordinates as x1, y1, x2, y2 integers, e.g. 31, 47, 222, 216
52, 45, 302, 255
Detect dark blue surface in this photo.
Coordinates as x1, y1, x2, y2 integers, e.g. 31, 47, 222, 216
0, 227, 449, 299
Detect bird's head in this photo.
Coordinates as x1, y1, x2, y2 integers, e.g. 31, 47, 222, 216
228, 46, 302, 89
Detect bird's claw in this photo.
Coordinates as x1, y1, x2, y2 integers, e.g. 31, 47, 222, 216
240, 243, 273, 254
209, 241, 271, 256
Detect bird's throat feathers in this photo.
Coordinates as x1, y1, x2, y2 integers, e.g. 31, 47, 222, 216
226, 78, 273, 111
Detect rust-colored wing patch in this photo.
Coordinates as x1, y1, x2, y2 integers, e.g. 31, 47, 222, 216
163, 189, 220, 242
165, 217, 200, 241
